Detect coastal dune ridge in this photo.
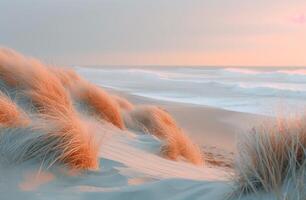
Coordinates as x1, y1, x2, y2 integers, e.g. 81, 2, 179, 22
0, 47, 305, 199
0, 47, 203, 169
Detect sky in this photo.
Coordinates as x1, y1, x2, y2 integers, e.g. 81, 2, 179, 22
0, 0, 306, 66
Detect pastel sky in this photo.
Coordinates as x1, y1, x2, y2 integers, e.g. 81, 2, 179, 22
0, 0, 306, 66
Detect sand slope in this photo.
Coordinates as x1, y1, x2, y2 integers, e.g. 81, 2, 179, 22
0, 125, 232, 200
0, 49, 283, 200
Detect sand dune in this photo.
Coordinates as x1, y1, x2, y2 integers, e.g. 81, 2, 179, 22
0, 47, 305, 200
0, 49, 99, 170
124, 105, 203, 165
0, 47, 204, 169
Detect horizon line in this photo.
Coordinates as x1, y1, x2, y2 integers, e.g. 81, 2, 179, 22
72, 64, 306, 68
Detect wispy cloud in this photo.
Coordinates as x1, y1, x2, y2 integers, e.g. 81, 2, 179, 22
290, 13, 306, 24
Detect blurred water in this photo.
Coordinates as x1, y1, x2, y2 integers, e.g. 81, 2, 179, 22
76, 66, 306, 116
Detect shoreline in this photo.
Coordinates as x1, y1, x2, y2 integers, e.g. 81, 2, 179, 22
107, 88, 270, 153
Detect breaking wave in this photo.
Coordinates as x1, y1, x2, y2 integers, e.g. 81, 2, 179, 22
76, 67, 306, 116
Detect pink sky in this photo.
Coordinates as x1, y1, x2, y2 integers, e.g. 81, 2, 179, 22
291, 14, 306, 24
1, 0, 306, 66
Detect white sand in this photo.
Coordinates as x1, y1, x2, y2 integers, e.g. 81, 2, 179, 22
0, 123, 232, 200
0, 92, 272, 200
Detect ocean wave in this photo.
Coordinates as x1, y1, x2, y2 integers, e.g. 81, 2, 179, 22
199, 80, 306, 98
223, 67, 306, 76
277, 69, 306, 75
223, 68, 264, 75
76, 67, 182, 80
75, 66, 306, 116
76, 67, 306, 98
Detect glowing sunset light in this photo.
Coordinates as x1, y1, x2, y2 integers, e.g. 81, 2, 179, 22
0, 0, 306, 66
291, 13, 306, 24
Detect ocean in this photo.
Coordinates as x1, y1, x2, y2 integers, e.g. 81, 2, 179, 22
76, 66, 306, 116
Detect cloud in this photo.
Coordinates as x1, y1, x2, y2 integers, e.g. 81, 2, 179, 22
290, 14, 306, 24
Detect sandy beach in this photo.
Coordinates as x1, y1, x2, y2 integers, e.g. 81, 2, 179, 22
109, 88, 267, 152
107, 88, 270, 169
